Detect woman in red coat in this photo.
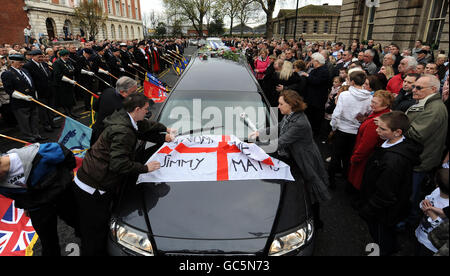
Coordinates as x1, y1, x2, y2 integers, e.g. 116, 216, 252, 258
348, 90, 395, 190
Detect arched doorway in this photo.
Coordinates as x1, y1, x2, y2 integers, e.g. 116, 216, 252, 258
102, 23, 107, 40
125, 26, 129, 40
118, 25, 123, 40
46, 18, 57, 40
130, 26, 134, 39
63, 19, 72, 39
111, 24, 116, 39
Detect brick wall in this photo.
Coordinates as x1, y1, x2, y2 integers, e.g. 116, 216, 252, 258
0, 0, 29, 45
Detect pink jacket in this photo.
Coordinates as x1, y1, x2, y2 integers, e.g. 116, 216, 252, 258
254, 57, 271, 80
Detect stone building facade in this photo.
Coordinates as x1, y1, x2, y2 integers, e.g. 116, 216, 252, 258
272, 4, 341, 42
337, 0, 449, 53
1, 0, 143, 44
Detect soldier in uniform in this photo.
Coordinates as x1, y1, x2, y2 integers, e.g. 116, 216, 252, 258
1, 54, 46, 142
75, 48, 96, 111
91, 45, 113, 93
134, 41, 149, 81
119, 43, 134, 79
107, 48, 124, 86
52, 49, 78, 119
23, 49, 58, 132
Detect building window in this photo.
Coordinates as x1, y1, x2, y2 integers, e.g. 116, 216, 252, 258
135, 0, 139, 19
324, 21, 329, 33
425, 0, 448, 48
365, 6, 376, 40
115, 0, 119, 15
108, 0, 112, 14
122, 1, 125, 16
313, 21, 318, 33
302, 21, 308, 34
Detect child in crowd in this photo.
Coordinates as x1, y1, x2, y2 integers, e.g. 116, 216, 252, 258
324, 76, 345, 121
359, 111, 423, 256
415, 168, 449, 256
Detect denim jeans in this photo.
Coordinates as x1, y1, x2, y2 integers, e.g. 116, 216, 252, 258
408, 171, 429, 225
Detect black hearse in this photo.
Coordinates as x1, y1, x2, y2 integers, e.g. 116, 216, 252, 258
107, 51, 315, 256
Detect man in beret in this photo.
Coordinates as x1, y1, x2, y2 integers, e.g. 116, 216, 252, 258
107, 48, 124, 86
51, 49, 78, 118
1, 54, 46, 142
91, 45, 113, 92
74, 48, 96, 111
23, 50, 57, 132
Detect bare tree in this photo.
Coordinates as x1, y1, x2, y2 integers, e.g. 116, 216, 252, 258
163, 0, 214, 38
74, 0, 108, 40
219, 0, 241, 36
236, 0, 262, 37
255, 0, 277, 39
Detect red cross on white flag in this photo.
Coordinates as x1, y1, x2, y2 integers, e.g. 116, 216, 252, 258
137, 135, 294, 184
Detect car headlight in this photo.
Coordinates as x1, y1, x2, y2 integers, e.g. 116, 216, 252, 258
269, 219, 314, 256
110, 220, 154, 256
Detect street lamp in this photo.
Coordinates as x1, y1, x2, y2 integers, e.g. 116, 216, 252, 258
293, 0, 299, 41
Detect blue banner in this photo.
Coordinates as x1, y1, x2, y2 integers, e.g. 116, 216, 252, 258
58, 117, 92, 158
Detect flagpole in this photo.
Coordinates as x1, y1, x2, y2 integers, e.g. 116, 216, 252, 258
62, 76, 100, 99
14, 90, 68, 119
168, 49, 185, 60
0, 134, 30, 145
99, 68, 118, 80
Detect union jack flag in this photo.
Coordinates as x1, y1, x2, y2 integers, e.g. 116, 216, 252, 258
0, 195, 37, 256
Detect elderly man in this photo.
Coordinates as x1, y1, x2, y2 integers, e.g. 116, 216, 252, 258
387, 56, 417, 95
1, 54, 45, 142
383, 53, 396, 66
363, 49, 378, 75
402, 74, 448, 228
300, 52, 330, 136
90, 76, 138, 146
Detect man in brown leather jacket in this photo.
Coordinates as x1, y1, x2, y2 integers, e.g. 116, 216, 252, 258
73, 93, 175, 256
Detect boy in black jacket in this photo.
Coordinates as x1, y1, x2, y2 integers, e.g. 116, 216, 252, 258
359, 111, 423, 256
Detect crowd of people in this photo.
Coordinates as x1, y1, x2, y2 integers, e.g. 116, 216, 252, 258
0, 32, 449, 256
0, 36, 188, 142
233, 36, 449, 256
1, 34, 187, 256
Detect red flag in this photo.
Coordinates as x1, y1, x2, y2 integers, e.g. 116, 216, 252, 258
143, 80, 167, 103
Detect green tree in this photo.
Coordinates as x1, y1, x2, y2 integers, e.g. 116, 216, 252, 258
74, 0, 108, 40
208, 10, 224, 36
172, 20, 183, 37
156, 22, 167, 38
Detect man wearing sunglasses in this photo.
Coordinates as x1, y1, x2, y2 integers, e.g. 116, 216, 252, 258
400, 74, 448, 230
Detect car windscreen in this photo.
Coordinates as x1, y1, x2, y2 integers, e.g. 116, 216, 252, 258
158, 91, 273, 141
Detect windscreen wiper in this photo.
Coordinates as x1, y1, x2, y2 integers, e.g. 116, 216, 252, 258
177, 125, 224, 137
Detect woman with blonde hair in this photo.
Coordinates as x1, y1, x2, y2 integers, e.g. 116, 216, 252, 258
254, 48, 271, 81
348, 90, 396, 191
